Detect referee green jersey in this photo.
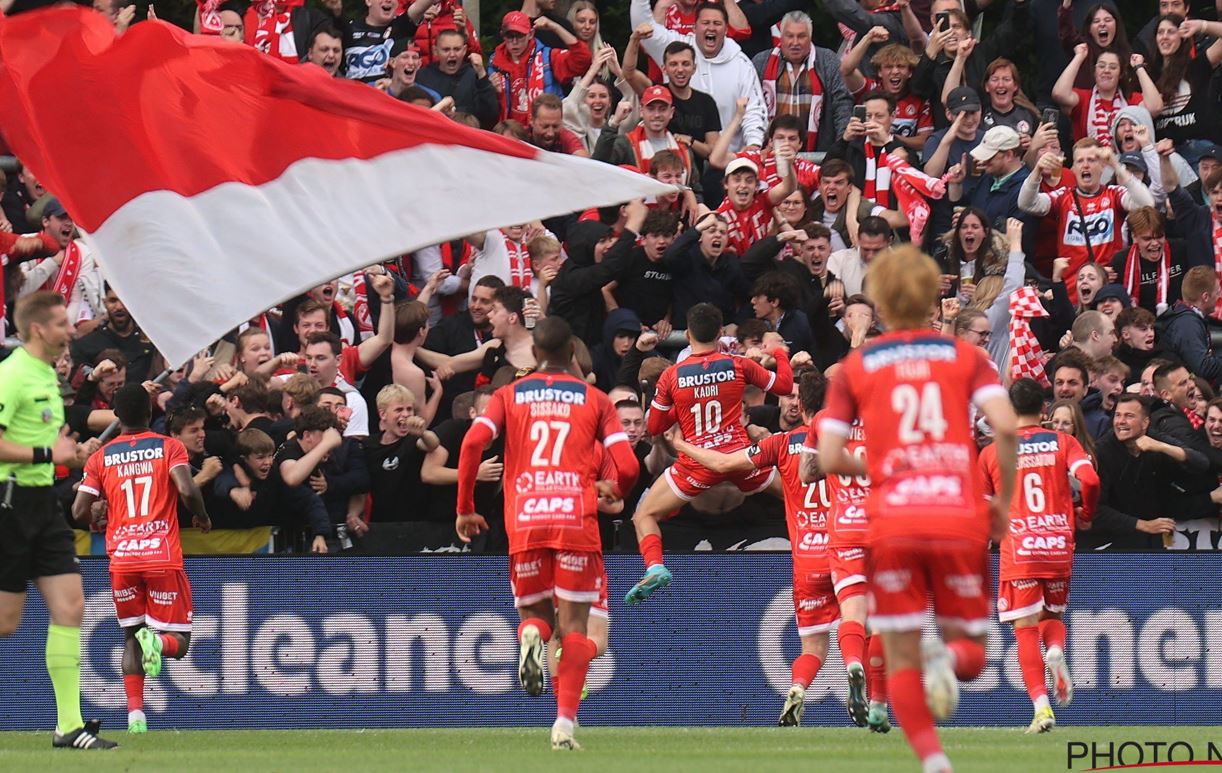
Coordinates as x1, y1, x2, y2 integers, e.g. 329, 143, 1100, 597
0, 346, 64, 487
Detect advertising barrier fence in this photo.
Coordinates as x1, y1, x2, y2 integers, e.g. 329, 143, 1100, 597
0, 554, 1215, 730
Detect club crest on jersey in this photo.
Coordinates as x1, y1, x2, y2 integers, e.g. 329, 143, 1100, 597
1063, 209, 1114, 246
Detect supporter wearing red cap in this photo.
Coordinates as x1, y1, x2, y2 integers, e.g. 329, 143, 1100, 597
489, 9, 591, 124
716, 150, 796, 256
594, 86, 700, 194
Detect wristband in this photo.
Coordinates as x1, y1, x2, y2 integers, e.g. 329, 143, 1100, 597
32, 447, 52, 464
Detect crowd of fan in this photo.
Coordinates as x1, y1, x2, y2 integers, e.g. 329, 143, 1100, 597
4, 0, 1222, 553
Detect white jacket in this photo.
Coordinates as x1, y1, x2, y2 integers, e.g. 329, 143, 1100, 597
630, 0, 766, 151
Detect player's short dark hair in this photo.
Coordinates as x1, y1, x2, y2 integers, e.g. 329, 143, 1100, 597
615, 398, 643, 411
13, 291, 65, 340
736, 318, 769, 345
295, 299, 329, 322
857, 216, 893, 241
663, 41, 696, 62
820, 158, 854, 184
308, 24, 341, 49
1114, 392, 1150, 417
295, 404, 339, 434
1115, 306, 1155, 331
797, 370, 826, 415
451, 391, 476, 421
113, 383, 152, 427
532, 316, 574, 363
752, 272, 800, 312
802, 223, 832, 241
236, 428, 275, 456
766, 114, 805, 144
531, 93, 563, 117
493, 285, 530, 321
695, 1, 728, 22
167, 405, 206, 436
318, 386, 346, 402
394, 300, 430, 344
686, 303, 723, 344
1153, 359, 1188, 392
641, 209, 680, 238
1050, 349, 1091, 385
1009, 378, 1046, 417
304, 331, 343, 356
400, 86, 436, 106
474, 274, 506, 292
435, 27, 466, 46
229, 383, 270, 413
860, 90, 896, 114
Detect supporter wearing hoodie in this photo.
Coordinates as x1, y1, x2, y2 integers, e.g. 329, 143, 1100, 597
1107, 105, 1198, 205
593, 309, 644, 391
489, 11, 591, 124
630, 0, 767, 151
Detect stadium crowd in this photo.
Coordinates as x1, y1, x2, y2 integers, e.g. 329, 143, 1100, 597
4, 0, 1222, 554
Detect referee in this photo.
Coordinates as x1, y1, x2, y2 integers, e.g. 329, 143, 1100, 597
0, 292, 117, 749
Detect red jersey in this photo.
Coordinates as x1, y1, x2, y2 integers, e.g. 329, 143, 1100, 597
460, 372, 634, 554
80, 432, 190, 572
717, 192, 776, 256
1046, 184, 1129, 303
859, 80, 933, 139
749, 427, 831, 573
811, 410, 871, 548
980, 426, 1099, 580
649, 350, 793, 456
736, 150, 821, 196
820, 331, 1005, 544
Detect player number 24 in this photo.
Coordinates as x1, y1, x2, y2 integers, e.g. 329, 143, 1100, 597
529, 420, 571, 467
892, 383, 948, 443
119, 476, 153, 518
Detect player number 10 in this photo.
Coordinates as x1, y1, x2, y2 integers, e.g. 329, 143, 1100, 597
689, 401, 723, 436
119, 475, 153, 518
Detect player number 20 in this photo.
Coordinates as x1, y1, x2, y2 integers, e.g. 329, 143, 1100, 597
119, 475, 153, 518
891, 383, 947, 443
1023, 472, 1046, 513
529, 420, 571, 467
689, 401, 723, 436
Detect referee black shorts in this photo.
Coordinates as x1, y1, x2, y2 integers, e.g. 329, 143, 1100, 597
0, 483, 80, 593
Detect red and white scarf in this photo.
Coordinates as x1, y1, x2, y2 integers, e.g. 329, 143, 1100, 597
664, 4, 696, 35
760, 47, 824, 152
625, 125, 687, 180
351, 273, 375, 341
1212, 220, 1222, 320
41, 240, 81, 299
1121, 242, 1170, 314
198, 0, 223, 34
864, 145, 947, 244
1009, 285, 1051, 387
1086, 87, 1125, 147
504, 232, 532, 290
246, 0, 301, 64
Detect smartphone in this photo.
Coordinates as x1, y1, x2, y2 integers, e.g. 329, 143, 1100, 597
853, 105, 867, 122
936, 11, 950, 31
1041, 107, 1060, 127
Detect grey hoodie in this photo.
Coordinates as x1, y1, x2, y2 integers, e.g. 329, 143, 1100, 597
1107, 105, 1198, 207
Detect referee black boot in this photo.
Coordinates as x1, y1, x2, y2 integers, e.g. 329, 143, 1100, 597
52, 723, 118, 750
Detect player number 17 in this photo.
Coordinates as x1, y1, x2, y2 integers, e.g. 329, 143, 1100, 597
119, 475, 153, 518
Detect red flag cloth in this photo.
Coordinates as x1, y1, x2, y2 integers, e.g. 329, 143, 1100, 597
0, 7, 668, 366
1008, 285, 1051, 387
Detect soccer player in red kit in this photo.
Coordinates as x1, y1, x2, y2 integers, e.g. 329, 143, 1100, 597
455, 318, 638, 751
817, 246, 1017, 773
72, 384, 210, 735
979, 378, 1099, 735
806, 393, 887, 732
673, 372, 868, 727
626, 302, 793, 605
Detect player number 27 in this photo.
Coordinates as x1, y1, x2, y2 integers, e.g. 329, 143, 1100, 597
892, 383, 947, 443
119, 475, 153, 518
529, 420, 571, 467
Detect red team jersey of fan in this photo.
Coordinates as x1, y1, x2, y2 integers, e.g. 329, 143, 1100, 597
810, 411, 872, 600
717, 192, 776, 256
736, 150, 822, 195
650, 350, 793, 499
856, 80, 934, 139
820, 331, 1005, 633
79, 432, 194, 631
979, 426, 1099, 622
1045, 185, 1129, 302
747, 427, 840, 634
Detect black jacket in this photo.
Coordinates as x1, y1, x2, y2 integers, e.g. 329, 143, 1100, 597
662, 228, 751, 327
214, 464, 331, 539
1148, 400, 1221, 520
548, 222, 639, 347
415, 63, 500, 129
1156, 302, 1222, 387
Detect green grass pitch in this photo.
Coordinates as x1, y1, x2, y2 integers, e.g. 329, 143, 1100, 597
2, 727, 1219, 771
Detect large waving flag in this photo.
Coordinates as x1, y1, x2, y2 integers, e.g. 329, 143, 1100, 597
0, 6, 670, 366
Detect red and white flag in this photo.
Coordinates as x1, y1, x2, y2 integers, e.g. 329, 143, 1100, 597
0, 7, 670, 366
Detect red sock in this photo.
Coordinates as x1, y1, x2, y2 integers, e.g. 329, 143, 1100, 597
838, 621, 866, 668
123, 674, 144, 712
1039, 618, 1066, 651
518, 618, 553, 643
159, 634, 180, 658
1014, 625, 1048, 702
638, 534, 664, 569
867, 635, 887, 703
790, 653, 822, 689
889, 668, 943, 763
555, 633, 596, 721
946, 639, 986, 681
551, 667, 563, 698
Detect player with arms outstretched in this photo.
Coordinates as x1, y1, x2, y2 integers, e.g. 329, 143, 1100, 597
817, 246, 1018, 773
979, 378, 1099, 734
627, 302, 793, 604
674, 371, 868, 726
73, 384, 211, 734
456, 317, 638, 751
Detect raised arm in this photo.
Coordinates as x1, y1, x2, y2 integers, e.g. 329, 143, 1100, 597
1052, 44, 1088, 113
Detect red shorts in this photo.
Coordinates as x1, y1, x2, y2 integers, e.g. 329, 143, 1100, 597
557, 566, 610, 619
510, 548, 604, 608
663, 458, 775, 501
111, 568, 193, 633
997, 577, 1070, 623
867, 539, 990, 636
828, 545, 869, 603
793, 569, 840, 636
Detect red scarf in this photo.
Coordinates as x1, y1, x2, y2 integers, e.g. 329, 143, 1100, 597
1086, 87, 1125, 147
246, 0, 301, 64
864, 145, 947, 243
439, 239, 473, 318
760, 47, 824, 152
1122, 242, 1170, 314
351, 273, 375, 341
41, 240, 81, 299
505, 233, 532, 290
198, 0, 222, 34
625, 125, 687, 180
1009, 285, 1051, 386
1213, 220, 1222, 320
1185, 406, 1205, 430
